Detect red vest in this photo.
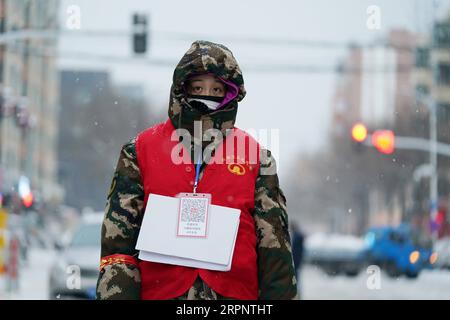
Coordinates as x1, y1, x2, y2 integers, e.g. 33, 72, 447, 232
135, 119, 260, 300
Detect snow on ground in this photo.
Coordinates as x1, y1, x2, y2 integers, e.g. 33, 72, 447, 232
301, 264, 450, 300
0, 248, 56, 300
2, 247, 450, 300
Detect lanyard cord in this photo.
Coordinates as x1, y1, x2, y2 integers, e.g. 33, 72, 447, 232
193, 153, 202, 193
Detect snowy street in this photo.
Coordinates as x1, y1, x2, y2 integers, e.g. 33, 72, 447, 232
0, 248, 56, 300
2, 247, 450, 300
301, 265, 450, 300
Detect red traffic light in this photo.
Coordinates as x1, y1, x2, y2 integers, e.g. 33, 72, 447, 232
371, 130, 395, 154
22, 192, 33, 208
351, 123, 368, 143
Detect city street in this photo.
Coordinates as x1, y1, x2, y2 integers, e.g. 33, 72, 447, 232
301, 265, 450, 300
0, 248, 56, 300
1, 0, 450, 302
2, 247, 450, 300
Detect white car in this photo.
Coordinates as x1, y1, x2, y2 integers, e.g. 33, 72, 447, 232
49, 213, 103, 299
305, 233, 366, 276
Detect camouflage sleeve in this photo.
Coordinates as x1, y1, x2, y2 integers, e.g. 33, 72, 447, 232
96, 138, 144, 300
253, 148, 298, 300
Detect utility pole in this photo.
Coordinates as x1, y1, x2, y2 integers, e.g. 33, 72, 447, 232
430, 83, 438, 224
0, 0, 5, 164
429, 0, 439, 237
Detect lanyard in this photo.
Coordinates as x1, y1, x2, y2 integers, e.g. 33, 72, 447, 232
193, 153, 202, 193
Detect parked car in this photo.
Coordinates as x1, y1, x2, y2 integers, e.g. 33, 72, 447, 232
364, 223, 435, 278
433, 237, 450, 269
49, 213, 102, 299
305, 233, 366, 277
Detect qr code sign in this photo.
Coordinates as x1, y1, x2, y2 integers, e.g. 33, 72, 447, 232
180, 197, 207, 223
177, 194, 210, 237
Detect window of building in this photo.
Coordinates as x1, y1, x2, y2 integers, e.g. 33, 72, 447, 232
437, 103, 450, 143
434, 22, 450, 48
415, 47, 430, 68
436, 63, 450, 85
415, 84, 429, 97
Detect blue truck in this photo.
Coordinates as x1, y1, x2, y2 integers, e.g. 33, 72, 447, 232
364, 224, 435, 278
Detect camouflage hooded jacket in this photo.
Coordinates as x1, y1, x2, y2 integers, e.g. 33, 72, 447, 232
96, 40, 298, 300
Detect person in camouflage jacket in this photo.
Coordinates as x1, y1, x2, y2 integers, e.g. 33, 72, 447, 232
96, 40, 298, 300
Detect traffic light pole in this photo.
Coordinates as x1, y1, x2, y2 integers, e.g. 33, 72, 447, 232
430, 98, 439, 224
361, 135, 450, 158
362, 131, 448, 238
429, 0, 439, 235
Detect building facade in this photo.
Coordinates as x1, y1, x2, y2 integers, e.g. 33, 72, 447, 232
0, 0, 62, 209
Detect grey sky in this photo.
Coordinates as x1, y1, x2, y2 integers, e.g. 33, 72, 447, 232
58, 0, 450, 179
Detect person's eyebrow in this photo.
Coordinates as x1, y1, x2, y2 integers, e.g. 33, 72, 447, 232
190, 79, 204, 84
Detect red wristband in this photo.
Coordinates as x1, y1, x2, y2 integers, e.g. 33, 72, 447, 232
100, 254, 139, 271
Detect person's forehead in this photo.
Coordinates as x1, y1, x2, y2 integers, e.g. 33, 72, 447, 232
189, 74, 222, 83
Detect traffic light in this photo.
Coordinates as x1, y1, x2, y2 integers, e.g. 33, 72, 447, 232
21, 192, 33, 209
371, 130, 395, 154
351, 123, 368, 153
351, 123, 368, 143
18, 176, 34, 210
132, 13, 148, 54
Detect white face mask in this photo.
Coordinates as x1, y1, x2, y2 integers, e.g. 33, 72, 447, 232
187, 98, 221, 110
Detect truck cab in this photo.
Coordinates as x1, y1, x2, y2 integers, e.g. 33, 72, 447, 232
364, 224, 434, 278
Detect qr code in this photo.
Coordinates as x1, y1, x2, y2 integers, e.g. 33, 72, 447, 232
180, 198, 207, 223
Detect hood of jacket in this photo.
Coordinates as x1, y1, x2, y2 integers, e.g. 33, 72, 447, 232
168, 40, 246, 140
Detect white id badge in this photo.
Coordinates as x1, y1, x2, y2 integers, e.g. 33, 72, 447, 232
176, 193, 211, 238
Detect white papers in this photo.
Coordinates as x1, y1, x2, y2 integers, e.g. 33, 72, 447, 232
136, 193, 241, 271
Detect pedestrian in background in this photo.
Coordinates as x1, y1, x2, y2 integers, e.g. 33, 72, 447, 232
291, 221, 305, 298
